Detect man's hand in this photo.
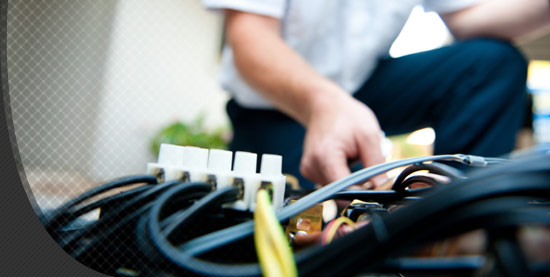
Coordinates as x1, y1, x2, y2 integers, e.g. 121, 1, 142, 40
300, 90, 387, 188
226, 10, 387, 187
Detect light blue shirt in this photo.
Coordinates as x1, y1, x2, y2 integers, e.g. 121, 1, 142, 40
204, 0, 483, 109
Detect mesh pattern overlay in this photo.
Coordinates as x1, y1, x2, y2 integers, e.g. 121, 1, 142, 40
7, 1, 238, 275
8, 0, 226, 209
8, 0, 114, 209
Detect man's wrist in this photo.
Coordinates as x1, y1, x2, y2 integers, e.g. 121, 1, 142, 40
304, 83, 351, 126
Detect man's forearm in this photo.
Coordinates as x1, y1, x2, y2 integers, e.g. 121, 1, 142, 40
225, 10, 349, 126
224, 10, 392, 186
442, 0, 550, 41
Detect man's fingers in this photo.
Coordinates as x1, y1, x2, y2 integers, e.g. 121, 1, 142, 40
321, 154, 352, 185
356, 132, 386, 188
370, 174, 389, 189
301, 149, 351, 185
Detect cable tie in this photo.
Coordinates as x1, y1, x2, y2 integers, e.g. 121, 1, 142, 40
465, 155, 488, 167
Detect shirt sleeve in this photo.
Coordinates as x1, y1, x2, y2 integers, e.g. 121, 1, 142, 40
423, 0, 486, 14
202, 0, 287, 19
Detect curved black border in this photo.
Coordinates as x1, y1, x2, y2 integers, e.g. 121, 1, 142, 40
0, 1, 103, 275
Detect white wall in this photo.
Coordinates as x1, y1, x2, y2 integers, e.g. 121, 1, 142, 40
89, 0, 228, 180
8, 0, 228, 195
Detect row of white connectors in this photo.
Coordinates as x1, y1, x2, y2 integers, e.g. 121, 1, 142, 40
146, 144, 286, 211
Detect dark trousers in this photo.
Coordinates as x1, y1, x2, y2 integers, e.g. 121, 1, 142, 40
227, 39, 528, 189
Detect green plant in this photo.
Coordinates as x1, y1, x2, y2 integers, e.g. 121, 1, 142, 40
150, 115, 230, 156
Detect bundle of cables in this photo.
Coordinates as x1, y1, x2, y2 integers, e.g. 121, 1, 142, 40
42, 150, 550, 276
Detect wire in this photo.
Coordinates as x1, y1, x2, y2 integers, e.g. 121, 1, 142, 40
488, 228, 532, 277
391, 163, 459, 192
59, 180, 184, 251
160, 153, 546, 277
302, 155, 550, 274
482, 157, 510, 164
45, 175, 157, 232
134, 190, 213, 274
180, 154, 491, 256
161, 185, 235, 240
254, 220, 283, 277
381, 256, 486, 275
393, 175, 439, 192
297, 165, 550, 276
158, 191, 211, 230
69, 182, 213, 259
322, 217, 356, 245
144, 185, 263, 276
48, 185, 153, 231
254, 189, 297, 277
50, 152, 547, 276
330, 187, 432, 202
255, 191, 283, 277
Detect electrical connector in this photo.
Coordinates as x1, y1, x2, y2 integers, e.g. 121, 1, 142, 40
227, 151, 259, 211
181, 146, 209, 182
252, 154, 286, 211
146, 144, 185, 182
146, 144, 286, 211
206, 149, 233, 191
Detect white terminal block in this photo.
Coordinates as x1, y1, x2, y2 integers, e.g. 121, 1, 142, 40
146, 144, 286, 212
181, 146, 209, 182
249, 154, 286, 211
226, 151, 260, 211
147, 144, 186, 181
207, 149, 233, 190
158, 144, 185, 166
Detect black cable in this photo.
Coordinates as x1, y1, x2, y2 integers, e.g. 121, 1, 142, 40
159, 191, 212, 229
144, 186, 262, 277
301, 205, 549, 276
397, 197, 549, 251
134, 190, 213, 275
487, 227, 534, 277
393, 175, 439, 192
391, 163, 461, 192
161, 187, 239, 240
384, 174, 549, 243
162, 153, 546, 276
45, 175, 157, 232
71, 201, 155, 258
297, 170, 550, 276
69, 182, 212, 258
179, 154, 496, 256
380, 256, 486, 275
48, 184, 153, 232
382, 256, 548, 275
47, 152, 545, 276
149, 156, 535, 276
59, 180, 184, 250
297, 154, 550, 273
331, 187, 432, 202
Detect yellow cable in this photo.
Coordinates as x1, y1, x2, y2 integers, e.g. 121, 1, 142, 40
258, 194, 295, 277
254, 211, 282, 277
254, 189, 297, 277
255, 192, 284, 277
256, 190, 294, 277
325, 216, 357, 244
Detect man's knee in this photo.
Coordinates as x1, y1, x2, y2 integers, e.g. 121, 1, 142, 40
457, 39, 527, 105
464, 38, 527, 81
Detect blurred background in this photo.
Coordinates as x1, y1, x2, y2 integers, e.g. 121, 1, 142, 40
6, 1, 549, 211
